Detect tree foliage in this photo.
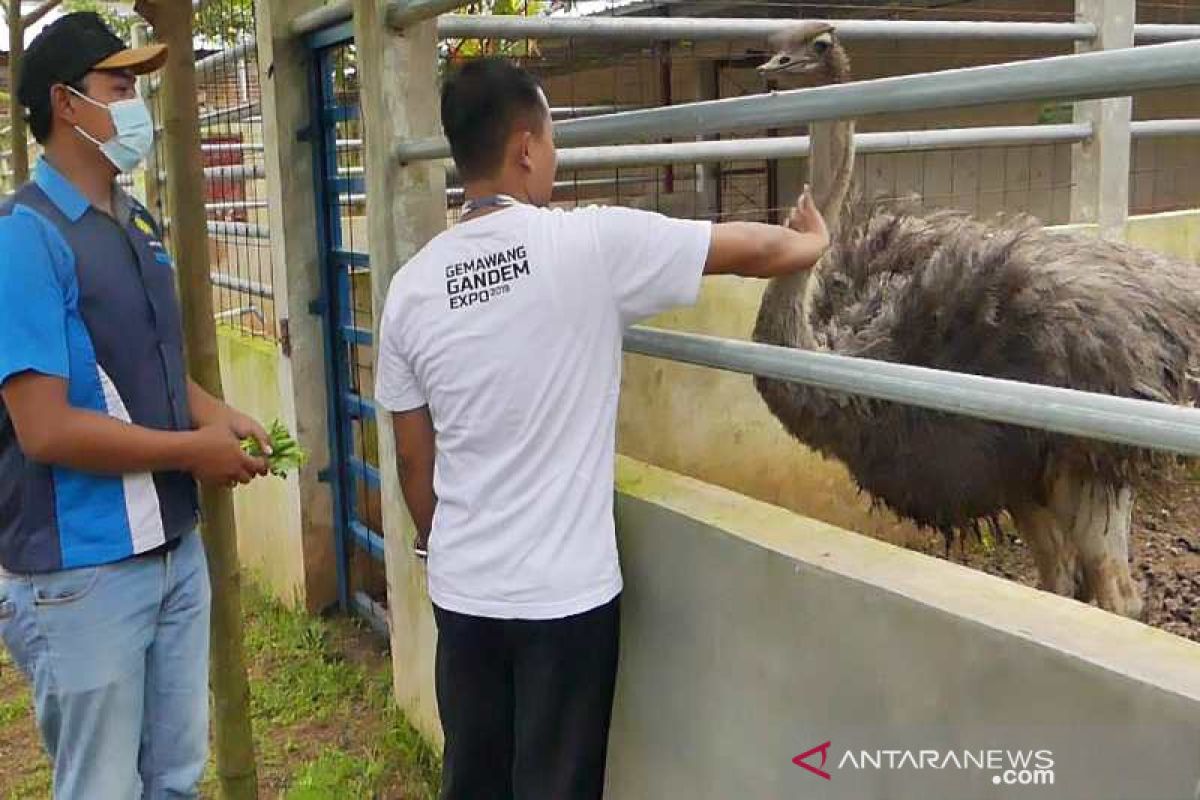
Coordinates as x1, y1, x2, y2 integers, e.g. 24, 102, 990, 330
444, 0, 553, 63
62, 0, 254, 45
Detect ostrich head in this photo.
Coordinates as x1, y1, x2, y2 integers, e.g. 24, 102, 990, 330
757, 22, 851, 86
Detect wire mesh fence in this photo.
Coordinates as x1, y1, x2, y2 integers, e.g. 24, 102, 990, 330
143, 0, 277, 340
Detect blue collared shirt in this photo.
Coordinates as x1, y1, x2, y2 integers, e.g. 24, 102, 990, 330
0, 158, 198, 573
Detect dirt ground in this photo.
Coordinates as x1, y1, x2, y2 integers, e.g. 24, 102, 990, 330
913, 471, 1200, 642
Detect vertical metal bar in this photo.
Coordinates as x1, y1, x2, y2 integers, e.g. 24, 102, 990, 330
310, 44, 351, 612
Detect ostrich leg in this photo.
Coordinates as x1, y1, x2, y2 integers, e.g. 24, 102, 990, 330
1048, 469, 1143, 618
1009, 501, 1082, 599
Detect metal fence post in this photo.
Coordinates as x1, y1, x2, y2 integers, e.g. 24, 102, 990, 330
257, 0, 337, 613
1071, 0, 1134, 239
352, 0, 446, 744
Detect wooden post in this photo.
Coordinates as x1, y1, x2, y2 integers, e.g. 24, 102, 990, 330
8, 0, 28, 186
1071, 0, 1134, 240
140, 1, 259, 797
352, 0, 446, 743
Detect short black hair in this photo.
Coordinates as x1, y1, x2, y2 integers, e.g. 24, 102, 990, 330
440, 57, 547, 181
28, 77, 87, 145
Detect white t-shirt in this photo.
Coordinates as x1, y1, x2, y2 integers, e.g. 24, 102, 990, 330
375, 202, 712, 619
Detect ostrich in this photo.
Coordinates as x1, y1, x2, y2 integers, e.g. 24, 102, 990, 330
751, 22, 1200, 618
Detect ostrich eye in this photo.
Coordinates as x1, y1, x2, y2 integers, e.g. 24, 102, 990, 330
779, 55, 791, 64
813, 40, 830, 54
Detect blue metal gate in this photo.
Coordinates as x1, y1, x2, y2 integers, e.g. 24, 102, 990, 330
306, 24, 388, 632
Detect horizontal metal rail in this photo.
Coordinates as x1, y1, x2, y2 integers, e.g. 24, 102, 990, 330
147, 40, 255, 96
447, 174, 653, 199
292, 0, 470, 37
206, 199, 270, 212
166, 218, 272, 241
623, 327, 1200, 457
1136, 24, 1200, 42
387, 0, 473, 29
437, 15, 1200, 44
552, 105, 643, 119
211, 272, 273, 299
200, 101, 261, 128
202, 142, 265, 154
214, 305, 265, 324
396, 40, 1200, 162
1131, 118, 1200, 138
437, 16, 1099, 42
292, 6, 1200, 44
208, 221, 270, 239
292, 0, 352, 38
549, 124, 1093, 172
543, 119, 1197, 172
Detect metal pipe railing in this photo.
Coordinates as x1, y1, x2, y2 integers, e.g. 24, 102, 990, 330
552, 105, 643, 119
292, 0, 352, 37
206, 199, 270, 212
291, 7, 1200, 44
437, 16, 1099, 42
291, 0, 470, 37
211, 272, 272, 299
165, 218, 271, 241
202, 142, 265, 154
1131, 118, 1200, 138
199, 101, 261, 128
387, 0, 473, 29
623, 327, 1200, 458
436, 16, 1200, 44
547, 124, 1094, 172
147, 40, 255, 96
396, 40, 1200, 162
1136, 24, 1200, 43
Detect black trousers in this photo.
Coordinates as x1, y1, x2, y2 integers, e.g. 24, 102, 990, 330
433, 596, 621, 800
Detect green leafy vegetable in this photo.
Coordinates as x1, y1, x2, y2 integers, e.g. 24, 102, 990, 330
242, 419, 309, 479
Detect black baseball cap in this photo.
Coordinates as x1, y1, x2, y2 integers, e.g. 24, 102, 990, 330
17, 12, 167, 112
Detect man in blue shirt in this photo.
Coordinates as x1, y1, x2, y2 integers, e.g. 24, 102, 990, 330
0, 13, 269, 798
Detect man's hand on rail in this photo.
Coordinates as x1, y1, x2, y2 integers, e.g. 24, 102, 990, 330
704, 187, 830, 278
786, 185, 829, 244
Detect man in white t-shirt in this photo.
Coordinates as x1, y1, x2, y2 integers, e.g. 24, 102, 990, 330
376, 57, 829, 800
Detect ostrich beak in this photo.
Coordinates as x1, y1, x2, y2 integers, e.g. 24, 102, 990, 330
757, 52, 819, 76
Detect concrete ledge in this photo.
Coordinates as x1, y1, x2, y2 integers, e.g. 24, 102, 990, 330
610, 455, 1200, 799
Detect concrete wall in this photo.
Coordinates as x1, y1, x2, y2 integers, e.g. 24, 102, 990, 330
377, 453, 1200, 798
616, 210, 1200, 548
216, 326, 308, 607
605, 457, 1200, 800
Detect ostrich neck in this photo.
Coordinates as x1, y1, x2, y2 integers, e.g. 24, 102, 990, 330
753, 117, 856, 350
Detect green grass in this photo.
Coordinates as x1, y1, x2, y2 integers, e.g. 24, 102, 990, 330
0, 582, 440, 799
0, 695, 28, 728
242, 589, 367, 728
285, 750, 386, 799
238, 583, 441, 799
9, 766, 52, 800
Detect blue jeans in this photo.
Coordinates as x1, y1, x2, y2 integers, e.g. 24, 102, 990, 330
0, 530, 211, 799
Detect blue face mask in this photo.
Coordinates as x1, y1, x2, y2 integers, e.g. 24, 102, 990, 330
68, 86, 155, 173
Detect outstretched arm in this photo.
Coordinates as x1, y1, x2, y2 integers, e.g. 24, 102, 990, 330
705, 187, 829, 278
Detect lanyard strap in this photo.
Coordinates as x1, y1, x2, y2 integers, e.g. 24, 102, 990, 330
461, 194, 518, 217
